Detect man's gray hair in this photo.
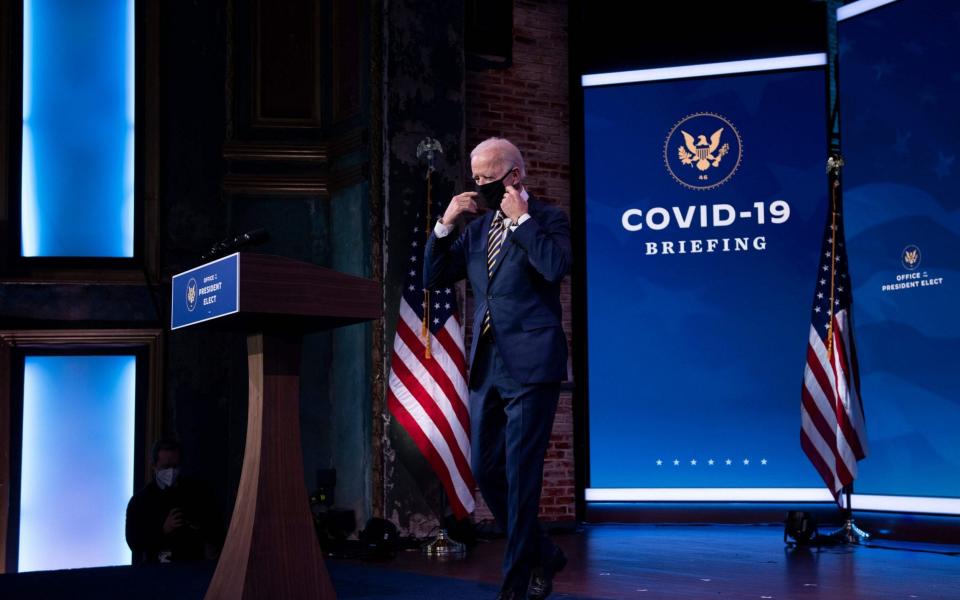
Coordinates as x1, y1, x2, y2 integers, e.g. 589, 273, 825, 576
471, 137, 526, 178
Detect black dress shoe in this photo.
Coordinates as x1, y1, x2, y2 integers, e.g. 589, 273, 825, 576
527, 547, 567, 600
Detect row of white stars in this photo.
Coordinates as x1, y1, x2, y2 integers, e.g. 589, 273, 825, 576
820, 273, 847, 286
406, 281, 454, 294
656, 458, 768, 466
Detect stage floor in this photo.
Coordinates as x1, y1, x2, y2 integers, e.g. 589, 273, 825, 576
1, 524, 957, 599
354, 523, 960, 599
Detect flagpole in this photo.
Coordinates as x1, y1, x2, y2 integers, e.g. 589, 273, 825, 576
825, 175, 839, 361
823, 154, 870, 545
422, 166, 433, 360
415, 137, 467, 559
826, 483, 870, 544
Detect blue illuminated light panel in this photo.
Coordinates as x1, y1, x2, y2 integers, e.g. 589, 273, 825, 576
19, 355, 137, 572
21, 0, 135, 257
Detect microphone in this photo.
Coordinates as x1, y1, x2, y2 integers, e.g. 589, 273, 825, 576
201, 228, 270, 261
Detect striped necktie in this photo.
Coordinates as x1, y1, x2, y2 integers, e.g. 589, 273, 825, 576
481, 212, 506, 337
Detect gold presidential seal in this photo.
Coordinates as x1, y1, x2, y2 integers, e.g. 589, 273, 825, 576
664, 113, 743, 191
901, 245, 921, 270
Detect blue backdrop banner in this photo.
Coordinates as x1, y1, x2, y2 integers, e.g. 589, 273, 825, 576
583, 65, 829, 493
839, 0, 960, 500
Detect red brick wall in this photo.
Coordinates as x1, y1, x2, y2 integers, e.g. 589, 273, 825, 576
464, 0, 574, 522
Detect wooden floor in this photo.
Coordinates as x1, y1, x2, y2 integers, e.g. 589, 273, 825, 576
1, 524, 957, 599
373, 524, 960, 599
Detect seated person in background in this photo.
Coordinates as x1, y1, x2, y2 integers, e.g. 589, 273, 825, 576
125, 438, 223, 564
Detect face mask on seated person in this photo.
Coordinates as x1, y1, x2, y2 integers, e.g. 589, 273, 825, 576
156, 467, 180, 490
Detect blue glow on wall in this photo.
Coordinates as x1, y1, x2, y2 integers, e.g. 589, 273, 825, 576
19, 355, 137, 572
21, 0, 135, 257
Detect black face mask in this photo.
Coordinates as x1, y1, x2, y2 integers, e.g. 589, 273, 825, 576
475, 170, 514, 211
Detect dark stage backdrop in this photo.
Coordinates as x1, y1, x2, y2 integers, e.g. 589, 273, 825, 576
839, 0, 960, 505
582, 62, 830, 499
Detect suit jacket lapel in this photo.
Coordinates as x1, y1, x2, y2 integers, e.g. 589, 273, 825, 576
489, 198, 536, 281
478, 210, 495, 251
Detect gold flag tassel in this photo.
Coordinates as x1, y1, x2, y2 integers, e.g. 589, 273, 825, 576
421, 167, 433, 360
422, 289, 432, 359
825, 155, 844, 361
826, 179, 839, 361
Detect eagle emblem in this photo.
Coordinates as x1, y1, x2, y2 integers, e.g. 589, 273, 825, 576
901, 245, 921, 270
904, 249, 918, 267
678, 129, 729, 171
664, 113, 742, 191
186, 278, 198, 312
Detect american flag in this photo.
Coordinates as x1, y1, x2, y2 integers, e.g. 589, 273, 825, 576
801, 189, 868, 505
387, 217, 475, 518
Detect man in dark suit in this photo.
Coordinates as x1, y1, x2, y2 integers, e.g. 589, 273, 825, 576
424, 138, 570, 599
125, 439, 222, 565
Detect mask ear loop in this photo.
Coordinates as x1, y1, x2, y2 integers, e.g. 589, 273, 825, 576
507, 167, 523, 192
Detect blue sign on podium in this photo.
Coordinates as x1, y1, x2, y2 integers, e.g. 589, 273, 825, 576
171, 253, 240, 330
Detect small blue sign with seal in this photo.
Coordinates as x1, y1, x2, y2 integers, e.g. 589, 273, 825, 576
171, 253, 240, 330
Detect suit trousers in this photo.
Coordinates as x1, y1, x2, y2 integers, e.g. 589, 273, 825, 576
470, 335, 560, 594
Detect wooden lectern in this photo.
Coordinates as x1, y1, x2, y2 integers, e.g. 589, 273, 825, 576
172, 253, 381, 600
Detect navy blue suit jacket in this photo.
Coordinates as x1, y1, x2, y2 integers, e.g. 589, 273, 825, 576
424, 197, 571, 385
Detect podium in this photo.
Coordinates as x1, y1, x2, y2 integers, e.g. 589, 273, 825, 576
171, 253, 381, 600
